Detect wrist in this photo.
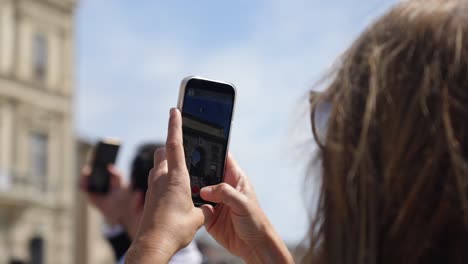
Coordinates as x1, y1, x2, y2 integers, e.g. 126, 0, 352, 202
125, 236, 176, 264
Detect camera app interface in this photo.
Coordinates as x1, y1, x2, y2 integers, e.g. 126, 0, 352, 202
181, 84, 234, 203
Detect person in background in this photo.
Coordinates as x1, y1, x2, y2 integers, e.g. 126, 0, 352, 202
80, 143, 202, 264
124, 0, 468, 263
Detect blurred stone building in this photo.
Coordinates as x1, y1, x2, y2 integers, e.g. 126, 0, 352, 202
0, 0, 113, 263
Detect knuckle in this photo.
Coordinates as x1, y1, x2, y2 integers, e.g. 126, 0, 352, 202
154, 147, 165, 157
166, 139, 180, 150
238, 194, 249, 206
217, 183, 231, 195
174, 160, 188, 171
168, 168, 186, 184
148, 168, 162, 184
155, 167, 168, 177
148, 168, 155, 178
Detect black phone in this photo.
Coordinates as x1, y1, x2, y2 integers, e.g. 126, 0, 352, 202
177, 76, 236, 207
87, 139, 120, 194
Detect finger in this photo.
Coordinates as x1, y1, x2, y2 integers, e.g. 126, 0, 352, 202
165, 108, 186, 172
149, 147, 168, 184
107, 165, 124, 188
223, 153, 244, 186
79, 166, 91, 191
79, 178, 87, 191
192, 207, 206, 230
200, 204, 215, 228
225, 152, 238, 172
153, 147, 167, 167
81, 165, 91, 177
200, 183, 249, 214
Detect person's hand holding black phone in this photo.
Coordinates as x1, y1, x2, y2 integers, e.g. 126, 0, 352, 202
79, 164, 127, 225
79, 139, 126, 225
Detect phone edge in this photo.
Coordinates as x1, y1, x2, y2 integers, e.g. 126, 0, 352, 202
177, 75, 237, 207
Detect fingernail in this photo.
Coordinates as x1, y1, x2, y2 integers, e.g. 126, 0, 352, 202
170, 108, 179, 117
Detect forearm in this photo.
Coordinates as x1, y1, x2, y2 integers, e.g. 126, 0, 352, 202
243, 225, 294, 264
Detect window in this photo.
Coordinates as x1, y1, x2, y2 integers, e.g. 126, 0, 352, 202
32, 33, 48, 82
30, 133, 48, 190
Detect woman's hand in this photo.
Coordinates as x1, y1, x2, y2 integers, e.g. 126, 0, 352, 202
200, 155, 294, 264
125, 108, 204, 264
125, 107, 292, 264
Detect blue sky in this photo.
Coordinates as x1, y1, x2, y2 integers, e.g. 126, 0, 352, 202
75, 0, 396, 244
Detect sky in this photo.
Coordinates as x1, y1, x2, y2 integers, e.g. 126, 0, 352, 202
75, 0, 396, 245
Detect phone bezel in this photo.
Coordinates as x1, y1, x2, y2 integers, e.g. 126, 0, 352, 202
177, 76, 236, 206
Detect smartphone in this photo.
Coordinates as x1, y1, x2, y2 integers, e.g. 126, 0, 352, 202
87, 138, 120, 194
177, 76, 236, 206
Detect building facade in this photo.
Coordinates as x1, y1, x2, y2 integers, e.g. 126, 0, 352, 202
0, 0, 77, 263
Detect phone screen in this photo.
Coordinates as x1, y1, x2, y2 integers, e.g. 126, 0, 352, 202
181, 78, 235, 206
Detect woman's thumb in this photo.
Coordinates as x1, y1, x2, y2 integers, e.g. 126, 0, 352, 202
200, 183, 248, 214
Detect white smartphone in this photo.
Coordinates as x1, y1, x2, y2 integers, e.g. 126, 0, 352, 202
177, 76, 236, 207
